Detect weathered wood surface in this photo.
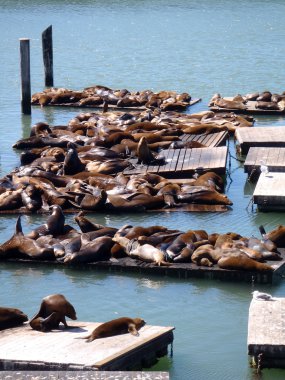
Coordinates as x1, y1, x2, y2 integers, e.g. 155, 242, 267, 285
3, 250, 285, 284
244, 147, 285, 176
0, 372, 169, 380
42, 25, 53, 87
235, 126, 285, 155
124, 146, 228, 177
0, 321, 174, 371
180, 130, 228, 147
253, 172, 285, 210
210, 98, 285, 115
20, 38, 31, 115
248, 297, 285, 368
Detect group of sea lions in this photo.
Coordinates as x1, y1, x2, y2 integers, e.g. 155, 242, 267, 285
0, 168, 233, 213
1, 293, 145, 341
0, 107, 255, 213
31, 84, 193, 111
209, 91, 285, 111
0, 207, 283, 271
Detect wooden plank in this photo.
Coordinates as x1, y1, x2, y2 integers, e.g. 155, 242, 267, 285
0, 321, 174, 371
235, 127, 285, 155
157, 149, 176, 173
175, 148, 187, 171
245, 148, 285, 176
248, 297, 285, 368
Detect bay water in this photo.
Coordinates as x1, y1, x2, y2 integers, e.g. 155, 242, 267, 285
1, 1, 285, 379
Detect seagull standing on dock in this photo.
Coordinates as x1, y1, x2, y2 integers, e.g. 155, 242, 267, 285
252, 290, 276, 301
259, 160, 269, 175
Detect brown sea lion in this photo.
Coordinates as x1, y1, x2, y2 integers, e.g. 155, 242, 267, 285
30, 294, 77, 328
81, 317, 146, 342
178, 186, 233, 206
21, 184, 43, 212
217, 253, 273, 272
63, 235, 114, 264
74, 211, 106, 233
0, 216, 55, 260
0, 307, 28, 330
193, 172, 224, 192
136, 137, 156, 164
27, 205, 65, 239
0, 189, 23, 211
29, 311, 65, 332
265, 225, 285, 247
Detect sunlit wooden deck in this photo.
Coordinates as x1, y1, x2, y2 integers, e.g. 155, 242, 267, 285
253, 172, 285, 210
248, 297, 285, 368
244, 147, 285, 178
0, 321, 174, 371
235, 126, 285, 155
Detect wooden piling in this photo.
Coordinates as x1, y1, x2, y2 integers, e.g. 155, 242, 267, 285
42, 25, 53, 87
19, 38, 31, 115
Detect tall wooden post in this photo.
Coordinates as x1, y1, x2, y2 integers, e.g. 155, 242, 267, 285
42, 25, 53, 87
20, 38, 31, 115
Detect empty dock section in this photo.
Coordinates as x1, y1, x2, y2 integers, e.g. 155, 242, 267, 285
235, 126, 285, 155
124, 146, 228, 178
248, 297, 285, 368
244, 147, 285, 177
253, 172, 285, 210
0, 321, 174, 371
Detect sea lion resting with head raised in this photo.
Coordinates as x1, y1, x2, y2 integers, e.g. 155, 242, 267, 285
80, 317, 146, 342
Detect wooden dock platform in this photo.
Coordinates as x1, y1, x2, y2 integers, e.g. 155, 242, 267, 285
124, 146, 228, 177
253, 172, 285, 210
244, 147, 285, 178
248, 297, 285, 368
3, 251, 285, 284
32, 98, 201, 111
0, 321, 174, 371
210, 98, 285, 115
0, 372, 169, 380
235, 126, 285, 155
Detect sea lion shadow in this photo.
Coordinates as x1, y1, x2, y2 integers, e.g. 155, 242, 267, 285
52, 325, 88, 334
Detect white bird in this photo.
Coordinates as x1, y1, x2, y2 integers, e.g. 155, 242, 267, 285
259, 160, 269, 175
252, 290, 276, 301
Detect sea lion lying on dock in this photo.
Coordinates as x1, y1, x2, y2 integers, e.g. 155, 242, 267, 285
0, 306, 28, 330
81, 317, 146, 342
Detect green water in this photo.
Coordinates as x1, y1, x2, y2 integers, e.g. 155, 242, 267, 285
1, 1, 285, 379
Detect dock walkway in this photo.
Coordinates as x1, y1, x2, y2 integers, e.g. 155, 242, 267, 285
244, 147, 285, 177
253, 172, 285, 210
124, 146, 228, 177
0, 321, 174, 372
235, 126, 285, 155
248, 297, 285, 368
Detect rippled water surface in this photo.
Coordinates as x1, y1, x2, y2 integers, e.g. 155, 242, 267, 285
1, 1, 285, 379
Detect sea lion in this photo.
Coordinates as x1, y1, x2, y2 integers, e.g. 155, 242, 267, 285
74, 211, 106, 233
29, 311, 65, 332
30, 294, 77, 328
27, 205, 65, 239
265, 225, 285, 247
0, 307, 28, 330
136, 137, 156, 164
217, 253, 273, 272
125, 239, 170, 266
63, 235, 114, 264
81, 317, 146, 342
0, 216, 55, 260
21, 183, 43, 212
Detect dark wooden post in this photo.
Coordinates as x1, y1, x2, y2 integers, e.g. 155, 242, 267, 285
42, 25, 53, 87
20, 38, 31, 114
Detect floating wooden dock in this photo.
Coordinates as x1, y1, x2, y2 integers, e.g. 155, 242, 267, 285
235, 126, 285, 155
0, 372, 169, 380
248, 297, 285, 368
124, 146, 228, 177
210, 98, 285, 115
244, 147, 285, 178
0, 321, 174, 371
253, 172, 285, 210
33, 98, 201, 111
3, 252, 285, 284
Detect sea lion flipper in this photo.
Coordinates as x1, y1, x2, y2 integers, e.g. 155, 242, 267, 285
128, 323, 139, 336
15, 216, 24, 235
